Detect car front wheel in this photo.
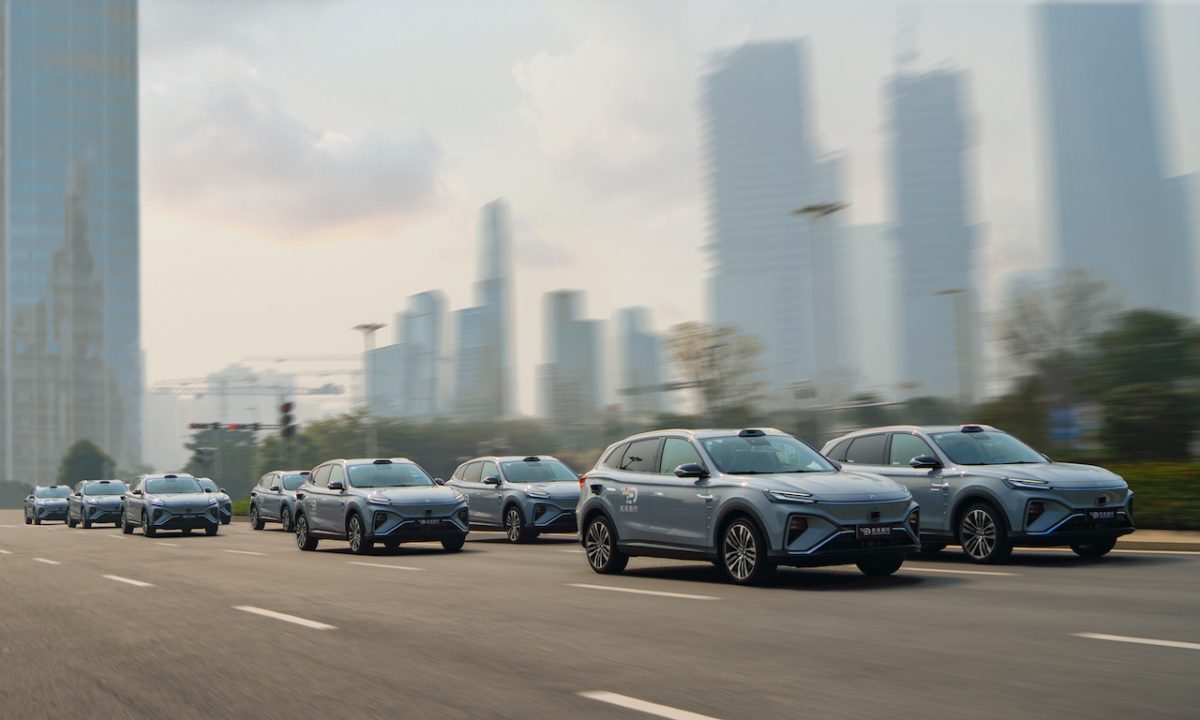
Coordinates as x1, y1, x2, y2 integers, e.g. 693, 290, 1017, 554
583, 514, 628, 575
296, 515, 318, 551
504, 505, 536, 543
720, 518, 774, 585
249, 505, 264, 531
121, 510, 134, 534
142, 511, 156, 538
1071, 536, 1117, 559
24, 509, 32, 525
857, 554, 905, 576
958, 504, 1011, 564
280, 507, 292, 533
441, 535, 466, 552
347, 514, 372, 555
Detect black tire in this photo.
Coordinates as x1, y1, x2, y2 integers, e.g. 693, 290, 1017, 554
296, 514, 318, 551
221, 515, 231, 526
67, 515, 78, 528
503, 505, 536, 543
856, 553, 906, 577
916, 542, 946, 557
204, 524, 218, 537
249, 504, 265, 531
441, 535, 466, 552
24, 510, 32, 525
347, 513, 372, 555
181, 528, 193, 536
719, 516, 775, 586
384, 539, 402, 551
142, 511, 157, 538
279, 507, 292, 533
957, 503, 1012, 564
81, 515, 92, 529
1071, 536, 1117, 559
34, 516, 42, 525
583, 514, 628, 575
121, 509, 134, 534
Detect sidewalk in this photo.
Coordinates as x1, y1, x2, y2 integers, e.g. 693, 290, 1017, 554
1118, 529, 1200, 551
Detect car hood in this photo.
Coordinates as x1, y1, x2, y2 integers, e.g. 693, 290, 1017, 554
151, 492, 216, 507
735, 470, 910, 501
37, 498, 68, 504
368, 485, 466, 505
85, 496, 123, 505
968, 463, 1127, 488
510, 482, 580, 500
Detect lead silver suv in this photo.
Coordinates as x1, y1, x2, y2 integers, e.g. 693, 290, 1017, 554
577, 428, 919, 585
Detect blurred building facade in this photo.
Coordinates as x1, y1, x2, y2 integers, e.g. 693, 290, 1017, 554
540, 290, 603, 423
886, 67, 981, 405
454, 200, 513, 419
1038, 3, 1196, 316
615, 307, 664, 419
0, 0, 142, 479
843, 225, 898, 395
366, 290, 447, 419
702, 41, 850, 405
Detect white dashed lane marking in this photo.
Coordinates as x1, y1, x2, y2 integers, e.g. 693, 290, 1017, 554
1074, 633, 1200, 651
233, 606, 336, 631
32, 558, 61, 565
223, 549, 265, 556
903, 566, 1018, 577
348, 562, 425, 571
579, 691, 722, 720
0, 549, 11, 554
156, 542, 180, 548
567, 583, 718, 601
103, 575, 154, 588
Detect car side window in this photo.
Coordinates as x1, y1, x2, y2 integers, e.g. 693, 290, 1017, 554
603, 443, 629, 469
480, 461, 499, 482
827, 439, 851, 462
329, 465, 347, 487
889, 433, 935, 466
659, 438, 703, 474
845, 434, 887, 465
451, 464, 466, 481
619, 438, 662, 473
463, 462, 483, 483
312, 465, 332, 487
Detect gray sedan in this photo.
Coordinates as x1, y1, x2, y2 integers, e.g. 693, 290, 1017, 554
68, 480, 127, 528
24, 485, 71, 525
248, 470, 310, 531
448, 455, 580, 542
578, 428, 919, 585
121, 473, 221, 537
822, 424, 1134, 562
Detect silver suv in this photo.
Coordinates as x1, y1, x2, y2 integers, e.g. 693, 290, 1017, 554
67, 480, 127, 528
120, 473, 221, 537
577, 428, 919, 585
448, 455, 580, 542
822, 425, 1134, 562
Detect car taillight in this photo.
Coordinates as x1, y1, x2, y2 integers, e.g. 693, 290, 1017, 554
579, 475, 587, 488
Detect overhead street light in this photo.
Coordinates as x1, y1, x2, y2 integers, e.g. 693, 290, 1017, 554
354, 322, 387, 457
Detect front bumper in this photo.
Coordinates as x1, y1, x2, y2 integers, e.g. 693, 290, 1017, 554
151, 507, 220, 529
769, 525, 920, 567
369, 508, 470, 542
34, 506, 68, 521
84, 505, 123, 523
530, 504, 577, 533
1013, 508, 1135, 546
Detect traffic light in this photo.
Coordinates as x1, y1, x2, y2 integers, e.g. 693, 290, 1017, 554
226, 423, 262, 431
280, 402, 296, 438
187, 422, 222, 430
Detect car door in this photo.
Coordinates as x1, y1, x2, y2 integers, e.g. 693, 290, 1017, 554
302, 465, 333, 531
450, 462, 489, 524
69, 482, 83, 521
647, 437, 711, 548
608, 437, 662, 543
319, 464, 350, 533
883, 432, 949, 533
125, 478, 145, 523
477, 460, 504, 524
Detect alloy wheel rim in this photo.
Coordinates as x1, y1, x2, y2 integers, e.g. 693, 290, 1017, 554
281, 510, 289, 531
724, 524, 757, 581
250, 507, 258, 525
506, 509, 521, 541
585, 521, 611, 569
297, 518, 307, 547
349, 517, 361, 551
962, 509, 997, 559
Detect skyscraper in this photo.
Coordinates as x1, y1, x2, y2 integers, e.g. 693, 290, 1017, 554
1038, 2, 1194, 315
540, 290, 603, 423
1, 0, 141, 479
702, 41, 849, 403
886, 67, 980, 404
454, 200, 513, 419
403, 291, 445, 418
615, 307, 664, 418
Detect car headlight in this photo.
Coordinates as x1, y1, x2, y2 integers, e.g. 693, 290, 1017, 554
454, 493, 468, 504
367, 493, 391, 506
208, 496, 219, 505
151, 497, 166, 507
525, 489, 551, 499
1003, 477, 1052, 490
765, 489, 816, 504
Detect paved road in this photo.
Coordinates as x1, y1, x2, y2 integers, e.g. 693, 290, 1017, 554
1, 509, 1197, 720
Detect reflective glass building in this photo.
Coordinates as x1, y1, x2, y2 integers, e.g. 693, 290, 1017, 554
0, 0, 141, 479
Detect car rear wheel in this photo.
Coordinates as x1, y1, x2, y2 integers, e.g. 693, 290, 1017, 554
503, 505, 536, 543
584, 514, 628, 575
279, 507, 292, 533
441, 535, 466, 552
67, 514, 78, 528
204, 524, 218, 537
142, 511, 156, 538
249, 505, 265, 531
347, 514, 372, 555
121, 510, 134, 534
720, 517, 775, 586
296, 514, 318, 551
81, 515, 92, 529
856, 554, 905, 577
958, 504, 1011, 564
1071, 536, 1117, 559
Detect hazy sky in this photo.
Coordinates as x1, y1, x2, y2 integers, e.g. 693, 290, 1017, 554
140, 0, 1200, 415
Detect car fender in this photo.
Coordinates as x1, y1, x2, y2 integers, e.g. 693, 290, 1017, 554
712, 498, 772, 551
578, 496, 619, 541
949, 484, 1016, 536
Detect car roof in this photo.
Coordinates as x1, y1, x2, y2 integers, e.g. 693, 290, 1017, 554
342, 458, 415, 466
137, 472, 196, 480
466, 455, 562, 464
617, 428, 791, 442
830, 424, 998, 441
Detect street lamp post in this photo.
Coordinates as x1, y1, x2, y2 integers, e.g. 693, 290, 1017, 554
793, 201, 848, 419
932, 288, 974, 409
353, 322, 386, 457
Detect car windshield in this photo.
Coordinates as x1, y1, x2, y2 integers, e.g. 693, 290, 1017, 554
500, 459, 577, 483
196, 479, 219, 493
930, 430, 1047, 466
700, 435, 834, 474
145, 477, 202, 494
281, 474, 307, 491
84, 482, 126, 496
34, 487, 71, 499
348, 462, 434, 488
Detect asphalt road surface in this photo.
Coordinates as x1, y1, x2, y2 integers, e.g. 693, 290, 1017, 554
1, 509, 1197, 720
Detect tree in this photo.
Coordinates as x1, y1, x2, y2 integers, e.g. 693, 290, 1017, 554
57, 440, 116, 487
1082, 309, 1199, 392
1099, 383, 1196, 460
666, 322, 764, 419
183, 428, 258, 500
972, 376, 1050, 449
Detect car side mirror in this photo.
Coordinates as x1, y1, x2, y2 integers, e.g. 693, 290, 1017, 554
131, 488, 143, 496
674, 463, 709, 478
328, 480, 344, 491
25, 495, 33, 501
482, 476, 501, 486
219, 487, 228, 494
74, 492, 82, 497
434, 478, 446, 486
203, 487, 213, 493
909, 455, 942, 470
270, 485, 281, 492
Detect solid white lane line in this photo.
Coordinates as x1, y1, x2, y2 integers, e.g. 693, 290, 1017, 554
567, 583, 718, 601
0, 524, 18, 528
33, 558, 61, 565
103, 575, 154, 588
1110, 549, 1200, 556
904, 566, 1018, 577
223, 549, 265, 556
233, 606, 336, 631
1074, 633, 1200, 651
580, 691, 722, 720
156, 542, 180, 548
0, 549, 12, 554
559, 549, 585, 554
348, 561, 424, 571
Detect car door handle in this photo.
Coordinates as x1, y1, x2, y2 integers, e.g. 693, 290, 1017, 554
930, 483, 950, 490
696, 494, 714, 500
